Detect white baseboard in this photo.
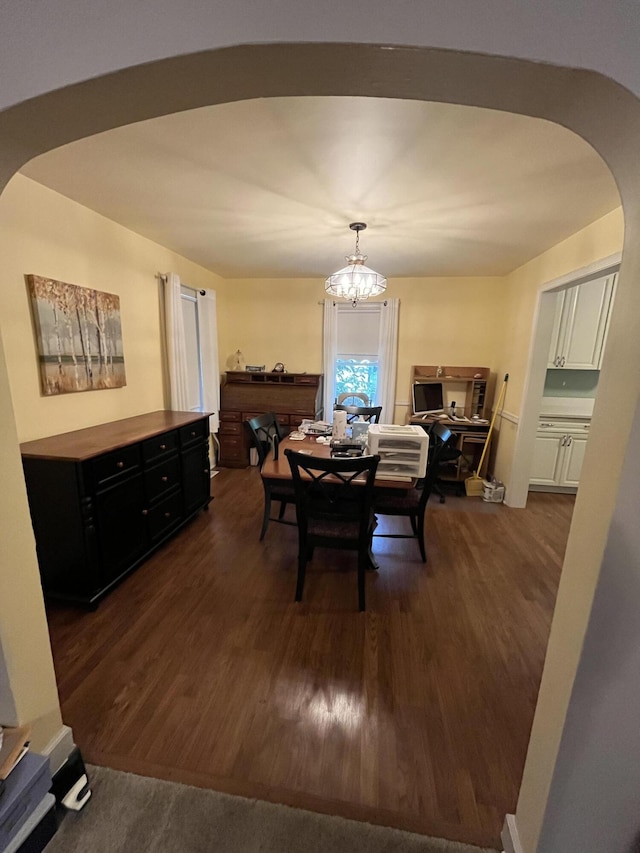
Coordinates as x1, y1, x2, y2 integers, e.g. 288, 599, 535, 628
41, 723, 75, 775
502, 813, 524, 853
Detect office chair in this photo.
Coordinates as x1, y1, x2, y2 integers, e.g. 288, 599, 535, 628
428, 421, 463, 503
284, 448, 380, 611
333, 404, 382, 424
245, 412, 295, 540
372, 422, 451, 561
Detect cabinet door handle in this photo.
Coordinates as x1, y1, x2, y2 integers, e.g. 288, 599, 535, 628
117, 461, 125, 469
191, 430, 197, 437
161, 475, 169, 482
164, 511, 171, 518
540, 422, 554, 428
561, 435, 567, 446
560, 356, 566, 367
160, 443, 167, 451
142, 509, 148, 516
567, 436, 573, 446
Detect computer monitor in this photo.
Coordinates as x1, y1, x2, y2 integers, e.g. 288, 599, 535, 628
412, 381, 444, 416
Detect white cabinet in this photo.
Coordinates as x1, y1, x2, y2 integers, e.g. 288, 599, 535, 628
530, 419, 590, 488
548, 273, 616, 370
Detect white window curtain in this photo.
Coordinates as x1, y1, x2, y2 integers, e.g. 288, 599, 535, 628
163, 272, 190, 411
322, 299, 339, 418
378, 298, 400, 424
197, 289, 220, 434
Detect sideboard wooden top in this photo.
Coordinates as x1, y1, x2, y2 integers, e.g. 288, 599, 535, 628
20, 410, 210, 462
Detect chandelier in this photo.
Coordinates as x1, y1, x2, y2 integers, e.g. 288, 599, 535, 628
325, 222, 387, 307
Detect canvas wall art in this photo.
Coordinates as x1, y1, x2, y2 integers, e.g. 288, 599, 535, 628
27, 275, 126, 395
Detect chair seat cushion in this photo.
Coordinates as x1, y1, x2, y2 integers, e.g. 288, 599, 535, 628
374, 487, 421, 511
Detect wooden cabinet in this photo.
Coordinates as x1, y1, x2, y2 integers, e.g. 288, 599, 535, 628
218, 371, 323, 467
530, 419, 590, 489
410, 365, 491, 418
547, 273, 616, 370
20, 411, 211, 606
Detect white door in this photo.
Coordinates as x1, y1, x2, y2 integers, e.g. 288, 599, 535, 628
530, 432, 564, 485
560, 433, 588, 486
547, 290, 569, 367
562, 275, 615, 369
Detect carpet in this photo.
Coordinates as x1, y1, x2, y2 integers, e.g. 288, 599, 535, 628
44, 766, 497, 853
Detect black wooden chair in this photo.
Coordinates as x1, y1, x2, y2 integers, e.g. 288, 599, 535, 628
284, 448, 380, 611
245, 412, 295, 540
372, 422, 451, 562
333, 404, 382, 424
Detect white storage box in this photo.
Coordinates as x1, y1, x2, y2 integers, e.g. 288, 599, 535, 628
366, 424, 429, 480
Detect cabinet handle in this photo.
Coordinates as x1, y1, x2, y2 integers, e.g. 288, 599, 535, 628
540, 422, 554, 428
142, 509, 148, 516
191, 430, 196, 437
117, 461, 125, 469
561, 435, 567, 446
164, 511, 171, 518
204, 469, 209, 474
161, 476, 169, 482
160, 443, 167, 451
567, 436, 573, 446
560, 356, 566, 367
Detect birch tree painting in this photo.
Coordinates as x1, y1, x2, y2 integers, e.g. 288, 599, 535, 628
27, 275, 126, 395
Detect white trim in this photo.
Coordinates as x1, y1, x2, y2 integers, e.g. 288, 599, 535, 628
501, 813, 524, 853
499, 409, 520, 425
506, 254, 621, 508
42, 723, 75, 775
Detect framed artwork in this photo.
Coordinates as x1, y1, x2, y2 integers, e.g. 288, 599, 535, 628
27, 274, 127, 396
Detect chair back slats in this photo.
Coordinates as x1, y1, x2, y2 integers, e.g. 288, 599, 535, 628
245, 412, 284, 469
333, 404, 383, 424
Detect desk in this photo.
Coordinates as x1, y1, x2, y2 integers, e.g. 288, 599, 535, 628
261, 436, 415, 489
410, 415, 490, 483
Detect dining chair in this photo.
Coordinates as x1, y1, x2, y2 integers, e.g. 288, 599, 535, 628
372, 422, 451, 562
333, 404, 383, 424
336, 391, 370, 407
245, 412, 295, 540
284, 448, 380, 611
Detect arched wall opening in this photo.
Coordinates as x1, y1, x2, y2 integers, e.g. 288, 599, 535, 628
1, 43, 639, 852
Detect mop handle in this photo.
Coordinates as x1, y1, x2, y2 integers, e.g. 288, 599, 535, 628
475, 373, 509, 476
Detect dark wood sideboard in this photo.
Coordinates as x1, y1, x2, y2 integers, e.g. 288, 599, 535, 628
218, 371, 323, 467
20, 410, 211, 607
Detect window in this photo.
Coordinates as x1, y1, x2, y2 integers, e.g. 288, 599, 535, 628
323, 299, 399, 422
180, 286, 203, 411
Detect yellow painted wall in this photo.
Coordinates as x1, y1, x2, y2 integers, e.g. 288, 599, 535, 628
218, 275, 507, 422
0, 174, 223, 443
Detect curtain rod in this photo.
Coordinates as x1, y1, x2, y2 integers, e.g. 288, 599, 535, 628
317, 299, 391, 306
156, 272, 205, 296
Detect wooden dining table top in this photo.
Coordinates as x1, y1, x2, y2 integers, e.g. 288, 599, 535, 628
261, 435, 416, 489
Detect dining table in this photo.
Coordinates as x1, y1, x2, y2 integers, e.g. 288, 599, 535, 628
260, 434, 416, 569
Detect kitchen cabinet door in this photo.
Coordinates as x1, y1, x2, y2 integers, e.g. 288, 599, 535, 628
560, 433, 588, 486
548, 274, 616, 370
530, 433, 564, 485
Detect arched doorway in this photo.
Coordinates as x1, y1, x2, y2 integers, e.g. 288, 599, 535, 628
1, 43, 639, 853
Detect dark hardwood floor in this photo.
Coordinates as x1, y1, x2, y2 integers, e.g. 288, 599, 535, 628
46, 467, 574, 849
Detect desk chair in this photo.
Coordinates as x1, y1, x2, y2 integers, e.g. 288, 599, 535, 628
333, 404, 382, 424
429, 423, 463, 503
245, 412, 295, 540
372, 423, 451, 562
285, 448, 380, 611
336, 392, 370, 407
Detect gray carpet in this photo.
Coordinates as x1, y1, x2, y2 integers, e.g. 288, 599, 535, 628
44, 765, 497, 853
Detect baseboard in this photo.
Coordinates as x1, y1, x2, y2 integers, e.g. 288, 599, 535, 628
41, 724, 75, 775
501, 814, 524, 853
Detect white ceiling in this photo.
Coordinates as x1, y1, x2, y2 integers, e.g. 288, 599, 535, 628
20, 97, 620, 279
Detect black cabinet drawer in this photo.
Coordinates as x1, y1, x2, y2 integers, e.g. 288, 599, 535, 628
142, 430, 178, 464
92, 445, 141, 488
147, 491, 183, 543
179, 419, 208, 448
144, 455, 181, 503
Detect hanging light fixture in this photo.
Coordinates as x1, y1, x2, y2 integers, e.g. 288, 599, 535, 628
325, 222, 387, 307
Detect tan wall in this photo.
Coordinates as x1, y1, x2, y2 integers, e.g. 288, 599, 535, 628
218, 275, 507, 423
0, 174, 223, 443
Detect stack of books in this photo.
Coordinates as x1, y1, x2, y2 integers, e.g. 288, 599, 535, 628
300, 419, 332, 436
0, 724, 31, 798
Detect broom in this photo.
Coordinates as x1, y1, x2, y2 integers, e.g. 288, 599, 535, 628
465, 373, 509, 496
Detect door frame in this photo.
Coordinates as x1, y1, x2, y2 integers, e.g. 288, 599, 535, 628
506, 252, 621, 508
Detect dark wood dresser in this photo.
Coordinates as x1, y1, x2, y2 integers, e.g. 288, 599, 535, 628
218, 371, 323, 467
20, 410, 211, 607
